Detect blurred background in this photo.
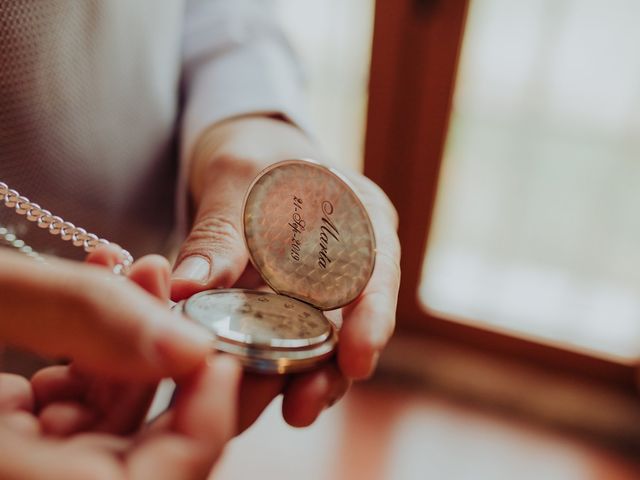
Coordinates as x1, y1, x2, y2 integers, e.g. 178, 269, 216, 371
422, 0, 640, 361
215, 0, 640, 479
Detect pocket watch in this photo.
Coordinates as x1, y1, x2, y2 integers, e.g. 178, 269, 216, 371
174, 159, 376, 374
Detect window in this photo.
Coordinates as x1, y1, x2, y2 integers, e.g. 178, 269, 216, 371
364, 0, 638, 387
420, 0, 640, 361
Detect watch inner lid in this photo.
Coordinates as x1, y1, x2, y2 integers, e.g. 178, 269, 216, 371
242, 159, 376, 311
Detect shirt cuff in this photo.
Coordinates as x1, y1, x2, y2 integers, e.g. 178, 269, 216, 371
177, 29, 311, 239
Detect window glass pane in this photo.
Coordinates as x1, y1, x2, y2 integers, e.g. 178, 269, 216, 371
275, 0, 375, 171
420, 0, 640, 361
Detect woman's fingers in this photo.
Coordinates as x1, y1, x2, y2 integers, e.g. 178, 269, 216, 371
0, 357, 240, 480
87, 380, 157, 435
84, 244, 127, 271
0, 374, 34, 412
127, 355, 242, 480
0, 411, 40, 436
86, 247, 170, 300
237, 372, 286, 433
33, 367, 157, 437
39, 401, 96, 436
31, 366, 86, 407
126, 255, 171, 301
31, 367, 96, 436
0, 250, 211, 382
0, 421, 124, 480
31, 253, 176, 437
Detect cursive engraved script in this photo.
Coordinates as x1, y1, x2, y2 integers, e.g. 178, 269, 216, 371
317, 200, 340, 269
288, 196, 305, 262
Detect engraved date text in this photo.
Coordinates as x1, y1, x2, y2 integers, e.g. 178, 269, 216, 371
288, 196, 305, 262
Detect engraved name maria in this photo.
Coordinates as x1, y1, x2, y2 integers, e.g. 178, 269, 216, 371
318, 200, 340, 269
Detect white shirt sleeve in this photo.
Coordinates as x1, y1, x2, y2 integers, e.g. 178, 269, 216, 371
176, 0, 310, 235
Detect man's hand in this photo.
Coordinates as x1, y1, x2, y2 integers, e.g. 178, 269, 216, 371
172, 116, 400, 428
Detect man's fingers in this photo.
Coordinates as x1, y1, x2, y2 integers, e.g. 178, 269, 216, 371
0, 251, 211, 381
282, 365, 350, 428
338, 278, 397, 379
171, 157, 259, 301
171, 116, 322, 302
339, 179, 400, 379
127, 355, 242, 480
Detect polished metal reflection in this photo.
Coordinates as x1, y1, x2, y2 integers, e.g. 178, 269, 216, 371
181, 289, 337, 374
184, 289, 331, 348
243, 159, 376, 311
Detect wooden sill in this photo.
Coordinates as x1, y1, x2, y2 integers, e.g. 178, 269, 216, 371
378, 330, 640, 454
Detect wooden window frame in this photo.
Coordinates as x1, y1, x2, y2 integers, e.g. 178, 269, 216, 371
363, 0, 638, 393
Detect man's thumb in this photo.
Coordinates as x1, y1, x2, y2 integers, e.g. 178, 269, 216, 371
171, 159, 255, 301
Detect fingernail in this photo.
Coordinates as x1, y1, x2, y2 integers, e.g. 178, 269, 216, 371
172, 256, 210, 283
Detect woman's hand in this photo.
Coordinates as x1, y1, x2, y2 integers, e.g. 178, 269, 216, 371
0, 247, 241, 479
27, 247, 180, 437
0, 355, 240, 480
0, 248, 212, 381
171, 115, 400, 429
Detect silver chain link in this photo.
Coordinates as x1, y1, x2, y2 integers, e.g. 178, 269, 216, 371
0, 181, 133, 274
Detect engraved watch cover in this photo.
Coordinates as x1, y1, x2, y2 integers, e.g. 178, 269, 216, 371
243, 159, 376, 310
